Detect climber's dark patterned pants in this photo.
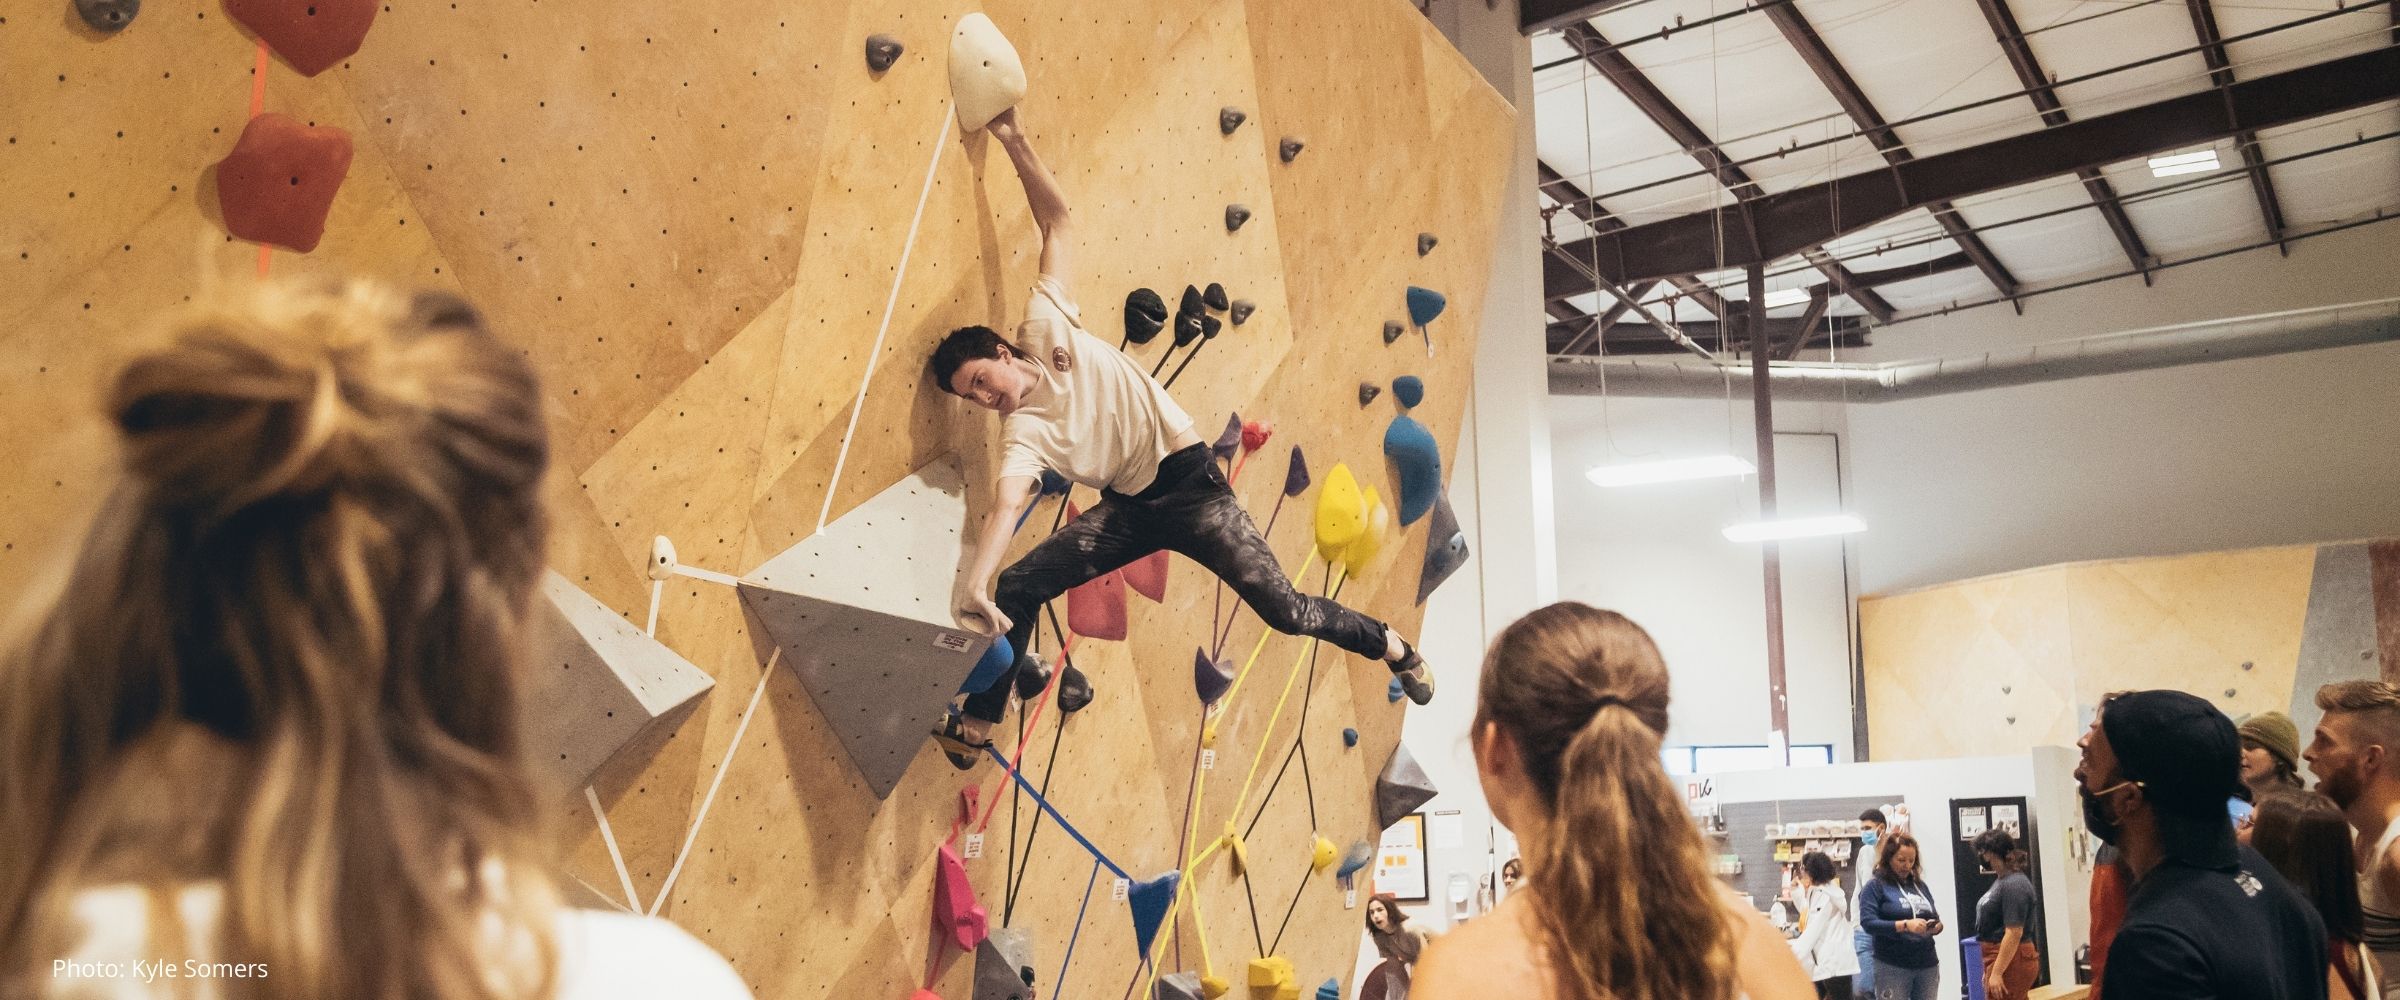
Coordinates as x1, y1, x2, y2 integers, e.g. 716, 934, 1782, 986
962, 444, 1390, 724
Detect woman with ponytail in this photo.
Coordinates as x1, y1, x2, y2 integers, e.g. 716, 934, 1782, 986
1969, 829, 2040, 999
1411, 603, 1811, 1000
0, 281, 749, 1000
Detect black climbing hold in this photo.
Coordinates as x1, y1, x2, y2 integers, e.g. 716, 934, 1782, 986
865, 33, 904, 72
1224, 204, 1251, 232
1418, 232, 1438, 256
1358, 382, 1382, 406
1124, 287, 1168, 345
1199, 313, 1223, 340
1229, 299, 1256, 326
1382, 320, 1405, 345
75, 0, 140, 32
1280, 137, 1305, 162
1392, 375, 1425, 408
1343, 728, 1360, 747
1195, 648, 1235, 705
1219, 106, 1246, 135
1057, 664, 1094, 713
1173, 310, 1206, 347
1179, 284, 1205, 316
1203, 282, 1229, 311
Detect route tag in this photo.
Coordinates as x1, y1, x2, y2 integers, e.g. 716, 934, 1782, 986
1200, 749, 1217, 770
1112, 878, 1131, 902
934, 631, 974, 653
1345, 888, 1358, 909
963, 834, 984, 859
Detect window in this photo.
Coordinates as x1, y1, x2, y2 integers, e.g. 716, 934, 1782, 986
1662, 744, 1835, 775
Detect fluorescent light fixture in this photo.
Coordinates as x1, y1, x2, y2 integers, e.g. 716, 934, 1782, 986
1722, 514, 1867, 542
1761, 288, 1812, 309
1587, 455, 1755, 487
2148, 149, 2219, 177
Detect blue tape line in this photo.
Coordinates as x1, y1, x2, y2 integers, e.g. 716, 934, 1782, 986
1057, 857, 1102, 999
986, 744, 1131, 881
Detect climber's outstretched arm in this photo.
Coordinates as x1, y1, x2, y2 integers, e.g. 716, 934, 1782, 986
987, 108, 1073, 290
958, 473, 1041, 635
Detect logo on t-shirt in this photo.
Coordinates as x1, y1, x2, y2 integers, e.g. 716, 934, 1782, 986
1051, 346, 1072, 373
2234, 870, 2262, 897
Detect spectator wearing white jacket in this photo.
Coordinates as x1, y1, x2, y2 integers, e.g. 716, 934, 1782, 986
1793, 852, 1863, 1000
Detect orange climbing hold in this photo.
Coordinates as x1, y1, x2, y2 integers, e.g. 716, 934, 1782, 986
214, 113, 353, 253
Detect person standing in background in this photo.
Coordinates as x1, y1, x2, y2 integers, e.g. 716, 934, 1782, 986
2253, 791, 2379, 1000
2241, 712, 2309, 801
2306, 680, 2400, 997
1852, 809, 1888, 1000
1363, 893, 1426, 1000
1790, 851, 1860, 1000
1858, 832, 1943, 1000
1971, 829, 2041, 1000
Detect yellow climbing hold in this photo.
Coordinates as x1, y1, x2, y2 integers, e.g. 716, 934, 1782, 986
1249, 956, 1295, 988
1200, 974, 1231, 999
1311, 836, 1337, 872
1312, 463, 1365, 563
1340, 487, 1390, 576
1226, 823, 1250, 875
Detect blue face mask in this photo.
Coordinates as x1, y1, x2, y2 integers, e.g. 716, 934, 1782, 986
1861, 830, 1879, 847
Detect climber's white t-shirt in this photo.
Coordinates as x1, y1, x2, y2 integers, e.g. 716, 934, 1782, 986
998, 276, 1195, 496
50, 883, 753, 1000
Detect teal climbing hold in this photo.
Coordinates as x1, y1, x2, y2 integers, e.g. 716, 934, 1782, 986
1406, 286, 1447, 328
1336, 840, 1374, 880
1283, 446, 1311, 498
959, 635, 1016, 696
1317, 978, 1341, 1000
1386, 676, 1404, 703
1128, 872, 1181, 957
1342, 727, 1359, 747
1195, 647, 1235, 705
1381, 415, 1440, 526
1391, 375, 1424, 408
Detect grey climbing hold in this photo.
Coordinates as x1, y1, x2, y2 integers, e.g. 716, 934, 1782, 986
1358, 382, 1382, 406
1229, 299, 1256, 325
526, 572, 716, 795
1203, 282, 1230, 311
1382, 320, 1405, 345
1280, 137, 1305, 162
1220, 106, 1247, 135
1416, 494, 1469, 606
1418, 232, 1438, 256
865, 33, 904, 72
1375, 743, 1439, 830
1225, 204, 1252, 232
974, 927, 1037, 1000
75, 0, 139, 32
1343, 727, 1359, 747
1155, 972, 1205, 1000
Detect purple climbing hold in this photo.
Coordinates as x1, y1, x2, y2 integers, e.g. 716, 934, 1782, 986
865, 33, 904, 72
1282, 447, 1311, 498
1280, 137, 1305, 162
1195, 648, 1235, 705
1225, 204, 1252, 232
1220, 106, 1247, 135
1211, 414, 1243, 462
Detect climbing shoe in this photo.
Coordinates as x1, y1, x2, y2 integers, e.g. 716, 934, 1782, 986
1056, 664, 1095, 713
1012, 651, 1053, 701
932, 712, 991, 771
1390, 640, 1434, 706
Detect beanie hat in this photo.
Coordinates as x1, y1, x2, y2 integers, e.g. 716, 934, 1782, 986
2236, 710, 2302, 773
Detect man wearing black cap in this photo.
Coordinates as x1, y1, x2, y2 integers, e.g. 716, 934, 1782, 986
2077, 689, 2327, 999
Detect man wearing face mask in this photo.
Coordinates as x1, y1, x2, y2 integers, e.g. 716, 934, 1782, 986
1851, 809, 1887, 1000
2078, 689, 2327, 999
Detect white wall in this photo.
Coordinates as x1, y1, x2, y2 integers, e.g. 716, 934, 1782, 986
1697, 748, 2087, 1000
1548, 394, 1861, 758
1848, 338, 2400, 594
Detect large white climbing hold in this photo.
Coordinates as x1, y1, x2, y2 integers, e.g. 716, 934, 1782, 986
950, 12, 1027, 132
522, 571, 715, 795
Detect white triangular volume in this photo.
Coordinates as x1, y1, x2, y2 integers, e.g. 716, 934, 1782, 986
523, 571, 716, 795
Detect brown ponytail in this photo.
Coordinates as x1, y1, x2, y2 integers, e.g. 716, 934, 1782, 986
1476, 603, 1739, 1000
1, 281, 559, 1000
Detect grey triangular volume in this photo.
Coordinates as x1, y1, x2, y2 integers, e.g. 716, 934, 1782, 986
1375, 743, 1439, 831
523, 571, 716, 795
738, 454, 995, 800
975, 927, 1038, 1000
1155, 972, 1205, 1000
1416, 494, 1468, 606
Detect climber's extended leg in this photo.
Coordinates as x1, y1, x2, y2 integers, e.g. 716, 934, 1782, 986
956, 495, 1157, 734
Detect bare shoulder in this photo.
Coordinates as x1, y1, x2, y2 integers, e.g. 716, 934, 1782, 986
1413, 896, 1551, 1000
1719, 891, 1815, 1000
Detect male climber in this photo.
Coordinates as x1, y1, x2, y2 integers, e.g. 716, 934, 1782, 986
928, 108, 1433, 769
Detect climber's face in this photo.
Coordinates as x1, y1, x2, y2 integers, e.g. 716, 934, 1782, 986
948, 351, 1037, 413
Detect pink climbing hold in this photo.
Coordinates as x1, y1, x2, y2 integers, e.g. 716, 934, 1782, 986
1063, 503, 1131, 640
932, 843, 988, 952
1242, 420, 1272, 453
1123, 550, 1169, 603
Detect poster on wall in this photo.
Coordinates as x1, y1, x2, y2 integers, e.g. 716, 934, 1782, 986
1992, 804, 2022, 839
1376, 813, 1430, 902
1958, 806, 1988, 841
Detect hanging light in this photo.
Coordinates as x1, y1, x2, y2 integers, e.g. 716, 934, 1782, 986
1587, 455, 1756, 487
1722, 514, 1867, 542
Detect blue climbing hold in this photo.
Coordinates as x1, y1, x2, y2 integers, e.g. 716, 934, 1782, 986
1336, 840, 1374, 880
1282, 446, 1311, 498
1391, 375, 1424, 409
958, 635, 1015, 696
1317, 977, 1342, 1000
1386, 676, 1404, 703
1128, 872, 1181, 958
1342, 728, 1359, 747
1381, 415, 1441, 527
1406, 286, 1447, 328
1040, 469, 1070, 496
1194, 647, 1235, 705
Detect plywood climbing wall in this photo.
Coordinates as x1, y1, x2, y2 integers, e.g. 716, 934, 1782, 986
1860, 540, 2400, 760
0, 2, 1514, 998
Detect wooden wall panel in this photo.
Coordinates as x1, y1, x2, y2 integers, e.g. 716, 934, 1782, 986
0, 1, 1513, 997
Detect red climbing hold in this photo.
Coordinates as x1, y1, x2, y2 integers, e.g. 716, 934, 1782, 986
225, 0, 377, 77
1062, 503, 1131, 639
1123, 550, 1169, 603
214, 113, 353, 253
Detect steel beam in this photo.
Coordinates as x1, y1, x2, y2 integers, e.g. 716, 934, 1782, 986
1974, 0, 2158, 281
2186, 0, 2292, 251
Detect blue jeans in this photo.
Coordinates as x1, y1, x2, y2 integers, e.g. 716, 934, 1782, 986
1873, 960, 1938, 1000
1851, 930, 1876, 998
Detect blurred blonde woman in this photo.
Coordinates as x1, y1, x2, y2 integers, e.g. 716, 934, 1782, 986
0, 282, 749, 1000
1412, 603, 1812, 1000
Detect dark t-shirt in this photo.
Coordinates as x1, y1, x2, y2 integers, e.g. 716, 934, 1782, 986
1976, 871, 2038, 943
2100, 847, 2328, 1000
